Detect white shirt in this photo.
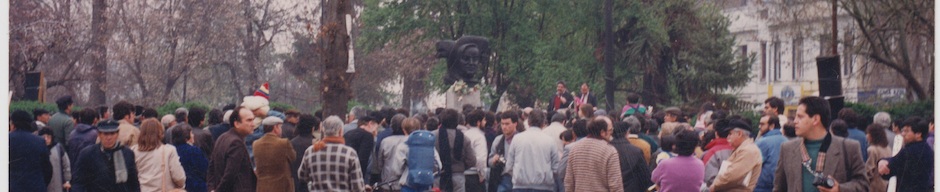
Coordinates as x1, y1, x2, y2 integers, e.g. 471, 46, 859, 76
459, 126, 488, 176
543, 122, 567, 152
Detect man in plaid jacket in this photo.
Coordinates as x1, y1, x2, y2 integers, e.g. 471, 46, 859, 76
298, 116, 370, 191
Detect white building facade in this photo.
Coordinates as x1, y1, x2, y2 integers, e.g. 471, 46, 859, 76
718, 0, 870, 115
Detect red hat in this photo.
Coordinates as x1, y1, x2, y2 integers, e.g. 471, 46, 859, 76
254, 82, 270, 100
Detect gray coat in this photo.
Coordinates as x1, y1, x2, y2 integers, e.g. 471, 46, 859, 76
773, 136, 870, 192
48, 143, 71, 192
704, 148, 733, 186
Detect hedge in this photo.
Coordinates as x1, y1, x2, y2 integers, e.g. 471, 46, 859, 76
10, 101, 82, 118
156, 102, 212, 116
845, 100, 933, 129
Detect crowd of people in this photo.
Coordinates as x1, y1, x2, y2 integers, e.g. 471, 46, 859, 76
8, 82, 936, 192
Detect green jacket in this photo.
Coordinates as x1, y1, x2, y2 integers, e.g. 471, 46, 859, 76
48, 111, 75, 148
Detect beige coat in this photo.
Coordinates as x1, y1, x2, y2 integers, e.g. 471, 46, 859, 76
711, 139, 763, 192
867, 146, 891, 192
131, 144, 186, 191
118, 120, 140, 147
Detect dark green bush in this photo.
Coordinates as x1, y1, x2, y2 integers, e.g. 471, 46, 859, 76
9, 101, 83, 117
156, 102, 210, 116
845, 100, 933, 128
270, 102, 296, 112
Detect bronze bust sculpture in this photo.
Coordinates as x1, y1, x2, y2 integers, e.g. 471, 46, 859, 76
437, 36, 489, 87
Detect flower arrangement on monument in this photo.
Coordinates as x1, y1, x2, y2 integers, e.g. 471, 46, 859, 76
450, 80, 481, 101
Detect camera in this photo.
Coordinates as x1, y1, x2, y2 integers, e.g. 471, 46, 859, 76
812, 174, 835, 188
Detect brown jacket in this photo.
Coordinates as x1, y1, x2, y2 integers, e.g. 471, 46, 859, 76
253, 133, 297, 192
207, 130, 256, 192
627, 135, 651, 164
866, 146, 891, 192
711, 139, 762, 192
773, 135, 870, 192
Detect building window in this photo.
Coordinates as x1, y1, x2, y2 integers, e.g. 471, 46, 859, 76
761, 42, 767, 82
818, 34, 830, 56
843, 31, 854, 75
774, 41, 781, 81
792, 38, 803, 80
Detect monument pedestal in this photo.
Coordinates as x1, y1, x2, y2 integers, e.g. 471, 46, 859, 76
445, 84, 482, 110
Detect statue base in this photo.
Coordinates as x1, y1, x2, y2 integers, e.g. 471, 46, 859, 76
445, 84, 482, 110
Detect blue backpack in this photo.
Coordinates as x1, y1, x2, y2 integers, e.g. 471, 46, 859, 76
405, 130, 436, 186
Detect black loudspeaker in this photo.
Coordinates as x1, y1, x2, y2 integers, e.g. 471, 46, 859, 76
817, 56, 841, 96
24, 72, 45, 102
816, 56, 842, 116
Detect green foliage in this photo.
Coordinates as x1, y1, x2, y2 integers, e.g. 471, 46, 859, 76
360, 0, 753, 109
884, 100, 934, 121
845, 102, 879, 128
736, 109, 763, 135
270, 102, 296, 112
156, 102, 210, 116
347, 100, 375, 111
10, 101, 59, 115
845, 101, 933, 129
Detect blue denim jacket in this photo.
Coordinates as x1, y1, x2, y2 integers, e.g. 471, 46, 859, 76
847, 128, 869, 161
754, 129, 787, 192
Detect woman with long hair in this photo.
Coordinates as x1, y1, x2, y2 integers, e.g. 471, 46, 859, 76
866, 124, 891, 192
132, 119, 186, 191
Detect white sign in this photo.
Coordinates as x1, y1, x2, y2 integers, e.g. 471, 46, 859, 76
878, 88, 906, 99
346, 14, 356, 73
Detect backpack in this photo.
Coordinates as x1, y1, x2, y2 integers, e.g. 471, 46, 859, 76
405, 130, 436, 186
622, 104, 648, 118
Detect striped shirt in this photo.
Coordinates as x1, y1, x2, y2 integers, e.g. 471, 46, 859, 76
298, 143, 366, 192
565, 137, 624, 192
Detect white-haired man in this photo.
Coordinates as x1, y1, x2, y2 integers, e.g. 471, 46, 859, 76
298, 116, 370, 191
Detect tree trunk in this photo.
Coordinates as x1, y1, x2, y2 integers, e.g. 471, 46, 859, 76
319, 0, 354, 118
88, 0, 110, 106
602, 0, 615, 110
242, 0, 263, 97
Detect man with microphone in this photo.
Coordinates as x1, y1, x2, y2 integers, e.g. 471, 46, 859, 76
548, 81, 575, 113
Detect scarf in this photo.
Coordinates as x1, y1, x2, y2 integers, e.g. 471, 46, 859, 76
438, 128, 465, 191
101, 143, 128, 183
313, 136, 346, 152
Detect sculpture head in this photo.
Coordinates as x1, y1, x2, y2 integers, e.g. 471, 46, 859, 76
437, 36, 489, 87
453, 36, 489, 86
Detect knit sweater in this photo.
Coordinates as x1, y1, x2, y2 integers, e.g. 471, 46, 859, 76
564, 137, 624, 192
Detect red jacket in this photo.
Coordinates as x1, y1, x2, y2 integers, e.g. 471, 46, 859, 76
702, 138, 733, 163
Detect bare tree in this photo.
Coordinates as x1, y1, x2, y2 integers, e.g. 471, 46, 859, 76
841, 0, 933, 100
11, 0, 92, 102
